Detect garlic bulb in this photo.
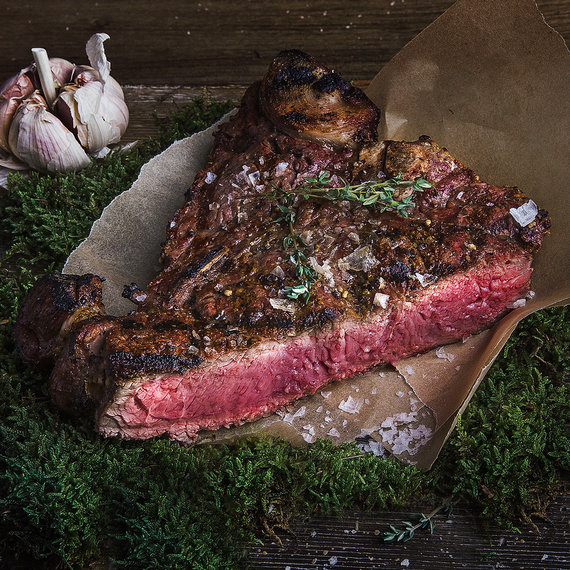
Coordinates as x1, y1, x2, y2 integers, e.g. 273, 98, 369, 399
8, 91, 91, 173
0, 33, 128, 174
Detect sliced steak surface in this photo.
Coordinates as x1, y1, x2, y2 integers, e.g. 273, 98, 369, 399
14, 50, 550, 443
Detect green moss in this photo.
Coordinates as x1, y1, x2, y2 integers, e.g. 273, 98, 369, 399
427, 306, 569, 529
0, 98, 568, 568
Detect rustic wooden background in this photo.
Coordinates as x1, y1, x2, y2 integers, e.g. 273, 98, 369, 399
2, 0, 569, 143
2, 0, 568, 567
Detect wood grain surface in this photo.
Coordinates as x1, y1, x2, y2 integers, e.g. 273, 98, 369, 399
249, 495, 570, 569
2, 1, 569, 568
1, 0, 568, 87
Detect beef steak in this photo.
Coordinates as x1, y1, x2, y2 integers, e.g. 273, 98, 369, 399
13, 51, 550, 443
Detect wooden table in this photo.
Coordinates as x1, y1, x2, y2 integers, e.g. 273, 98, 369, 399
3, 1, 569, 568
2, 0, 569, 145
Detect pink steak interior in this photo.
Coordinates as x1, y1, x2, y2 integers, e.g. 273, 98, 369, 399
98, 251, 531, 442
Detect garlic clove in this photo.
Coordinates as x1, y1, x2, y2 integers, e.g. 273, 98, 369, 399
0, 146, 28, 170
0, 97, 22, 152
47, 57, 76, 89
56, 79, 128, 153
0, 66, 35, 100
9, 91, 91, 173
73, 65, 125, 100
0, 69, 36, 152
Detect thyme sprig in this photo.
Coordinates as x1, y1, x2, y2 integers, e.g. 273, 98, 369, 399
270, 171, 433, 302
269, 171, 433, 218
383, 503, 452, 543
273, 190, 317, 303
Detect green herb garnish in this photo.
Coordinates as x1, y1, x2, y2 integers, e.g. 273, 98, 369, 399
383, 502, 452, 543
269, 171, 433, 302
272, 189, 317, 303
290, 170, 432, 217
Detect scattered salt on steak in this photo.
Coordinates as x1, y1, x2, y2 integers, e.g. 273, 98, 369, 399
13, 50, 550, 443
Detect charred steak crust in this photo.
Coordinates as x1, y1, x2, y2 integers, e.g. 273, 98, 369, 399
13, 50, 550, 443
13, 273, 105, 368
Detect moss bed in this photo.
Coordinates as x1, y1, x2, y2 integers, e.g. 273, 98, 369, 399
0, 99, 568, 569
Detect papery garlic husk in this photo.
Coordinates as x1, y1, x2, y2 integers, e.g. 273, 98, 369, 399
56, 75, 129, 153
8, 91, 91, 173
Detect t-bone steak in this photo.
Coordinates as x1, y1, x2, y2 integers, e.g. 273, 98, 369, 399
13, 50, 550, 443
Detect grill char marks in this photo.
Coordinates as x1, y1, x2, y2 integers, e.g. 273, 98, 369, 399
13, 51, 550, 444
260, 50, 380, 147
13, 273, 106, 368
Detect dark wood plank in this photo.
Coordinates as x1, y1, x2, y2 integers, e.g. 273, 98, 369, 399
248, 493, 570, 569
1, 1, 567, 88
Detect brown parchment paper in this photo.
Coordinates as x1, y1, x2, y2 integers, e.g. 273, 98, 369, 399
63, 0, 569, 469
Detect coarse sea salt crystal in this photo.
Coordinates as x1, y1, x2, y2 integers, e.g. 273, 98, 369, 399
247, 170, 260, 186
356, 437, 386, 457
204, 171, 217, 184
317, 405, 323, 413
338, 395, 365, 414
329, 555, 338, 566
338, 245, 379, 272
309, 256, 335, 286
511, 298, 526, 308
270, 265, 286, 279
435, 346, 456, 362
269, 298, 296, 313
327, 428, 340, 437
274, 161, 289, 175
282, 406, 306, 424
403, 365, 415, 375
414, 272, 436, 288
380, 412, 433, 455
302, 424, 315, 436
509, 200, 538, 227
396, 391, 404, 397
321, 391, 332, 399
373, 292, 390, 309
